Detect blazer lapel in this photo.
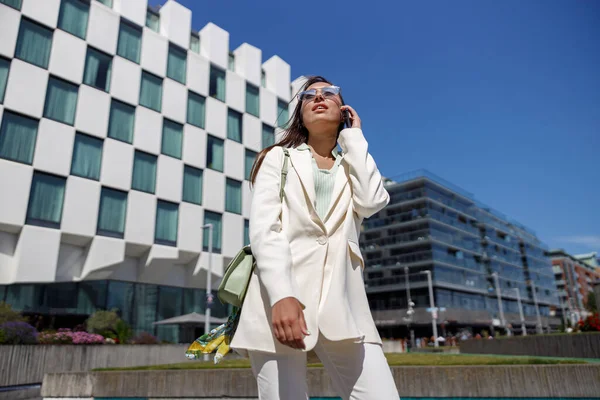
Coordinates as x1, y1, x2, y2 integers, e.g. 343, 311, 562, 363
288, 149, 319, 215
322, 160, 349, 224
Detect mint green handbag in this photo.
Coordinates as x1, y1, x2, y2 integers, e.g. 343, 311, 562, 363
217, 148, 290, 308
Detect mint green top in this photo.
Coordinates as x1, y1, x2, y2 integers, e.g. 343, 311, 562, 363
296, 143, 343, 220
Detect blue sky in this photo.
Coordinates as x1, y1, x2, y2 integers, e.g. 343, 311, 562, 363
165, 0, 599, 256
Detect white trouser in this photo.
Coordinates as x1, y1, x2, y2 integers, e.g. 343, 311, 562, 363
248, 334, 399, 400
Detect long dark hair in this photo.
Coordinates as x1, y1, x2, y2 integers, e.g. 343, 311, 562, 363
249, 75, 346, 185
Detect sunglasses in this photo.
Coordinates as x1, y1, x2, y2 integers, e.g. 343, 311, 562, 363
296, 86, 341, 103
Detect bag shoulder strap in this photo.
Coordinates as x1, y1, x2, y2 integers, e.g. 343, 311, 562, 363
279, 148, 290, 202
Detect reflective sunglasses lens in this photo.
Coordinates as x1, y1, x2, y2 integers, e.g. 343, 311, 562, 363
322, 86, 340, 96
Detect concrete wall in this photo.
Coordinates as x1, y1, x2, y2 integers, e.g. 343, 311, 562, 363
0, 344, 190, 386
41, 365, 600, 398
461, 333, 600, 359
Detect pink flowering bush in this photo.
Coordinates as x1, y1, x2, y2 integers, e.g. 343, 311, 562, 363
37, 328, 104, 345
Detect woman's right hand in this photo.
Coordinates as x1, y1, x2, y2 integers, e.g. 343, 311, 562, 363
272, 297, 310, 349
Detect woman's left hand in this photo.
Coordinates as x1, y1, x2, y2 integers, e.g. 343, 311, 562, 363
341, 105, 361, 129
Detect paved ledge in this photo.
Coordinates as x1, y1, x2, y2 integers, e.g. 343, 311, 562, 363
41, 365, 600, 398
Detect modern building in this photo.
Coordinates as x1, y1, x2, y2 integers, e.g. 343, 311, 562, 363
549, 249, 600, 324
0, 0, 293, 342
361, 170, 560, 338
575, 252, 600, 273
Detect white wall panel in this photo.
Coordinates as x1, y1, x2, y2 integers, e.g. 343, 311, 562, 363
55, 242, 86, 281
133, 106, 162, 155
162, 79, 187, 124
242, 113, 262, 152
199, 23, 229, 70
75, 85, 111, 138
233, 43, 262, 87
182, 124, 207, 169
158, 0, 192, 50
4, 59, 48, 119
0, 5, 19, 58
156, 155, 183, 203
178, 202, 203, 253
87, 1, 120, 55
114, 0, 147, 27
0, 232, 17, 283
202, 169, 224, 213
224, 140, 244, 182
110, 57, 141, 105
80, 236, 125, 279
187, 52, 209, 96
100, 138, 134, 191
33, 119, 75, 177
262, 55, 291, 102
61, 176, 101, 238
205, 97, 227, 138
260, 87, 277, 127
125, 190, 156, 246
140, 28, 168, 77
222, 213, 243, 258
13, 226, 61, 282
21, 0, 60, 29
48, 30, 87, 84
0, 159, 33, 229
242, 182, 252, 219
226, 71, 245, 113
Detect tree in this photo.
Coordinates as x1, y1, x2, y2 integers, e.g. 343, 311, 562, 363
586, 292, 598, 313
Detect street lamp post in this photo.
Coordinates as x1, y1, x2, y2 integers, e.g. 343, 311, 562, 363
201, 223, 213, 361
403, 266, 415, 351
421, 270, 439, 348
512, 287, 527, 336
530, 281, 543, 334
492, 272, 506, 332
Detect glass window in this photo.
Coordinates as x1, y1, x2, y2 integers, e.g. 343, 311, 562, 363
246, 83, 260, 117
131, 150, 157, 194
145, 9, 160, 32
190, 33, 200, 54
209, 66, 226, 102
107, 281, 134, 322
107, 99, 135, 143
95, 0, 112, 7
70, 133, 102, 180
15, 18, 53, 69
0, 58, 8, 103
77, 280, 108, 314
133, 283, 157, 335
244, 219, 250, 246
227, 109, 242, 143
225, 178, 242, 214
117, 21, 141, 64
206, 135, 224, 172
0, 111, 38, 165
262, 124, 274, 148
244, 149, 256, 181
0, 0, 21, 10
83, 47, 112, 92
182, 165, 202, 205
161, 119, 183, 159
156, 286, 182, 343
139, 71, 162, 112
186, 91, 205, 129
228, 53, 235, 72
26, 172, 66, 228
261, 70, 266, 88
58, 0, 89, 39
277, 99, 289, 128
155, 200, 178, 246
44, 77, 78, 125
203, 210, 222, 253
97, 187, 127, 238
167, 44, 186, 84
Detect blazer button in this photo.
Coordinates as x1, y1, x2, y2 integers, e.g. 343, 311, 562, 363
317, 236, 328, 245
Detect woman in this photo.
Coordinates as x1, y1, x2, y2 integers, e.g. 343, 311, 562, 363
230, 76, 399, 399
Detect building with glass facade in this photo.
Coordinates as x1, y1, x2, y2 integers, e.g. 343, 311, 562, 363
0, 0, 292, 341
361, 170, 561, 337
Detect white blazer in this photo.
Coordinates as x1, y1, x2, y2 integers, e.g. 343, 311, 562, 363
231, 128, 390, 355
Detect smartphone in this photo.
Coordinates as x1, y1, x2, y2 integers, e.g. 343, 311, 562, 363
342, 108, 352, 128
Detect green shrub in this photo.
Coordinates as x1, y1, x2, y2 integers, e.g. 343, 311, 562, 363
0, 302, 26, 325
85, 310, 121, 335
115, 319, 133, 344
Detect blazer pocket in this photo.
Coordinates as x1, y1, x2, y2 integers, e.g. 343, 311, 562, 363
348, 240, 365, 271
